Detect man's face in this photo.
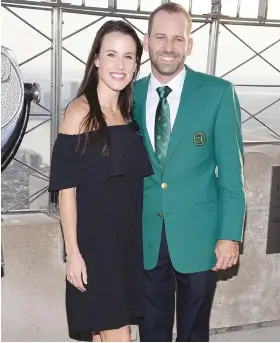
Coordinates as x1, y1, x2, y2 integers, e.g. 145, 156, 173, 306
144, 11, 193, 77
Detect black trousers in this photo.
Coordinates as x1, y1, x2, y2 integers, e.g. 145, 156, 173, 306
139, 226, 216, 342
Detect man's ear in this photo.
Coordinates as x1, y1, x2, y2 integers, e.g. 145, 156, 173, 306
143, 34, 149, 53
187, 37, 193, 56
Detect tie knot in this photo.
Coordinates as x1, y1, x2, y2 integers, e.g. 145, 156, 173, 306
156, 86, 172, 99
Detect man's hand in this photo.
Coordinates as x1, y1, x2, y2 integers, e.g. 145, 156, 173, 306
212, 240, 239, 271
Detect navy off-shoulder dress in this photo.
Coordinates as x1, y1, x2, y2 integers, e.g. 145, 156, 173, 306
48, 125, 153, 334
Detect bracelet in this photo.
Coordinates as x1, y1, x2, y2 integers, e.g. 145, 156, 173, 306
66, 252, 82, 262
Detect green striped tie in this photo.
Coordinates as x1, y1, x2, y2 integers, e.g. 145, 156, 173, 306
155, 86, 172, 166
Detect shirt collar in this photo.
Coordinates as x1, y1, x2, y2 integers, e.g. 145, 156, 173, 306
149, 66, 186, 95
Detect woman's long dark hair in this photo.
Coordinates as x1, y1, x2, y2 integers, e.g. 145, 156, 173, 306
76, 20, 143, 154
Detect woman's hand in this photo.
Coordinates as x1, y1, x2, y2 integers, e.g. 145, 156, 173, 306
66, 253, 87, 292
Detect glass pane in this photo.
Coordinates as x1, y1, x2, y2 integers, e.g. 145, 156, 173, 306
139, 59, 151, 79
261, 41, 280, 70
29, 175, 49, 211
255, 91, 280, 139
62, 12, 103, 39
1, 6, 51, 212
85, 0, 110, 7
267, 0, 280, 20
188, 23, 209, 72
10, 7, 51, 37
38, 92, 52, 114
222, 55, 280, 86
127, 18, 148, 35
20, 50, 51, 99
225, 25, 280, 52
216, 25, 255, 78
192, 0, 211, 15
62, 0, 82, 5
63, 16, 128, 63
236, 86, 280, 141
2, 7, 51, 64
19, 0, 52, 2
118, 0, 138, 10
62, 50, 85, 110
124, 18, 148, 61
141, 0, 161, 12
217, 25, 280, 85
1, 122, 50, 211
23, 120, 51, 166
221, 0, 239, 17
240, 0, 259, 18
240, 108, 250, 123
175, 0, 190, 12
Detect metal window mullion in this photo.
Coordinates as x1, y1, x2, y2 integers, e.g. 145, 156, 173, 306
108, 0, 117, 10
2, 1, 280, 23
140, 58, 150, 65
2, 0, 54, 9
122, 18, 145, 36
30, 113, 52, 117
26, 187, 48, 207
49, 4, 63, 213
13, 157, 49, 180
25, 118, 51, 135
235, 84, 280, 87
241, 108, 280, 139
191, 23, 209, 35
37, 103, 52, 114
206, 1, 221, 75
189, 0, 193, 14
62, 16, 105, 41
19, 47, 52, 67
247, 117, 280, 139
4, 186, 48, 212
3, 209, 49, 215
253, 97, 280, 117
62, 47, 86, 65
242, 98, 280, 124
236, 0, 241, 17
219, 20, 280, 27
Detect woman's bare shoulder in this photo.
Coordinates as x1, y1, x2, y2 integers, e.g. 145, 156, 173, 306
59, 95, 89, 135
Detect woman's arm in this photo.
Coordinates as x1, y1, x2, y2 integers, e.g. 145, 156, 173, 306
59, 188, 79, 258
58, 98, 89, 291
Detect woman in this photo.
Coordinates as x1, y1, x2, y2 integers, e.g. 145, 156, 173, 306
48, 21, 153, 342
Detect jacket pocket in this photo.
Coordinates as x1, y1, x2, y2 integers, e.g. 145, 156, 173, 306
194, 201, 219, 219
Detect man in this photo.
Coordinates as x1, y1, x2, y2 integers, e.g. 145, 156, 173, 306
133, 2, 246, 342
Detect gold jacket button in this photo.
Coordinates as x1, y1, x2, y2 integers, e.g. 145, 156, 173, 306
161, 183, 168, 189
157, 212, 163, 217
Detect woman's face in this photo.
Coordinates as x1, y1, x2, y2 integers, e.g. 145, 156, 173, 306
95, 31, 138, 92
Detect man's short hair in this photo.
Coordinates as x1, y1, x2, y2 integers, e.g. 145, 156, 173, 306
148, 2, 192, 36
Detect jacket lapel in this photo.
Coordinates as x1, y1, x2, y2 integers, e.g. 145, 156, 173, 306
164, 66, 203, 166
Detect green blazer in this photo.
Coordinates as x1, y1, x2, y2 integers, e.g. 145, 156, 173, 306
133, 66, 246, 273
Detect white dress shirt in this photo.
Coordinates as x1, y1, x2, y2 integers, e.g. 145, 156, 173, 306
146, 67, 186, 150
